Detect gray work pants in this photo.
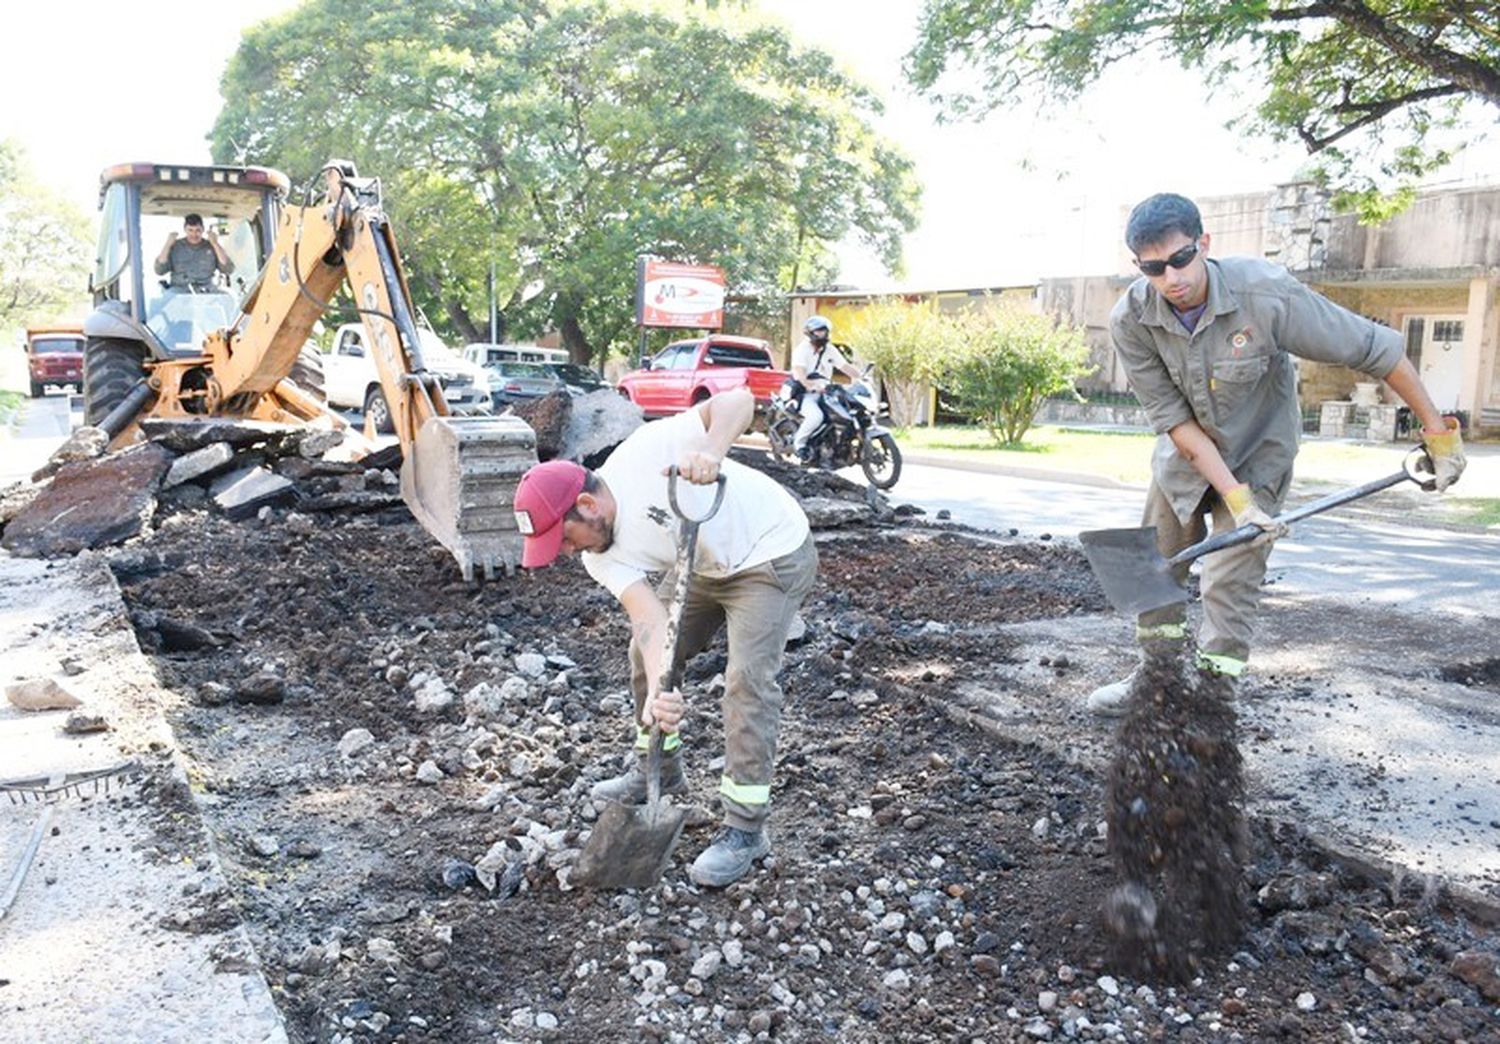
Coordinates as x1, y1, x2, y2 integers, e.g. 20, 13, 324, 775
629, 534, 818, 831
1136, 473, 1290, 668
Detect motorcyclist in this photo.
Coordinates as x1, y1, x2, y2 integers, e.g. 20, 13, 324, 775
790, 315, 863, 463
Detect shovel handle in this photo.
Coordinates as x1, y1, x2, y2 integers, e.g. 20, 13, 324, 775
1166, 449, 1428, 569
645, 469, 728, 807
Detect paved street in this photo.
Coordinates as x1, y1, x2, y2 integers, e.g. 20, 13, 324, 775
881, 460, 1500, 618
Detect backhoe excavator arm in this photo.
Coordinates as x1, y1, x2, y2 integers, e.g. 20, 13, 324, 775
144, 164, 536, 579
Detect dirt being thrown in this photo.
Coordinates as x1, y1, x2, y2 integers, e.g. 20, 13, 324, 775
1106, 641, 1246, 980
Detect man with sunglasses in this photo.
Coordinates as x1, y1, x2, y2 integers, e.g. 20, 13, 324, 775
1087, 192, 1465, 716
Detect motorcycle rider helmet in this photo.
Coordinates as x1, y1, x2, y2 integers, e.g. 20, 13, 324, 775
803, 315, 831, 344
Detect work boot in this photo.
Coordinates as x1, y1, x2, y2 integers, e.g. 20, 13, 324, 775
588, 754, 688, 805
1086, 669, 1138, 718
689, 826, 771, 888
795, 444, 814, 464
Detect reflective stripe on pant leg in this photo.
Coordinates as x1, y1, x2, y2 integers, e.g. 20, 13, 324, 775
715, 537, 818, 832
1196, 652, 1247, 677
1137, 622, 1188, 642
718, 775, 770, 806
634, 727, 682, 753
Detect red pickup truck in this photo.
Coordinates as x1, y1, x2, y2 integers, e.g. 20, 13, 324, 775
26, 325, 85, 397
617, 335, 787, 418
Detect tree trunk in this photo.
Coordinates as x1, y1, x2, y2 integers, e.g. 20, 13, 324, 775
557, 298, 594, 365
445, 300, 482, 345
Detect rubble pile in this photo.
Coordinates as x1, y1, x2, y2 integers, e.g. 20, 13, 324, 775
98, 504, 1499, 1043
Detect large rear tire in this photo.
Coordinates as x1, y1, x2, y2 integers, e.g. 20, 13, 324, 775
30, 379, 45, 398
83, 339, 149, 427
860, 433, 902, 490
364, 384, 394, 434
288, 345, 327, 404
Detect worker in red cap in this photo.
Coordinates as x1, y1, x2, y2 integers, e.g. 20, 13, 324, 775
513, 387, 815, 887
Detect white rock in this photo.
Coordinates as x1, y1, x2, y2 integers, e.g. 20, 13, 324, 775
1296, 991, 1317, 1011
1038, 990, 1058, 1013
366, 937, 400, 964
691, 951, 723, 979
462, 681, 505, 718
721, 939, 745, 967
412, 676, 454, 714
474, 841, 513, 891
906, 932, 928, 955
1032, 816, 1051, 840
933, 931, 956, 954
337, 728, 375, 758
5, 677, 82, 711
415, 760, 444, 784
879, 911, 907, 933
882, 968, 912, 990
1098, 975, 1120, 997
536, 1012, 558, 1030
514, 652, 547, 678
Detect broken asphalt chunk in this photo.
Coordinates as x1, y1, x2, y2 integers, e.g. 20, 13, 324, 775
2, 442, 173, 557
211, 466, 299, 521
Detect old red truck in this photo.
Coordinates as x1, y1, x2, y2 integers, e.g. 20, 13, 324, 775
25, 325, 85, 397
616, 335, 787, 418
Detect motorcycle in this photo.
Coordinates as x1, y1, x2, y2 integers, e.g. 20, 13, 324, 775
765, 366, 902, 489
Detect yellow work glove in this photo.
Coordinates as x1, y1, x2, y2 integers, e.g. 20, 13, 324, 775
1420, 417, 1466, 492
1223, 484, 1287, 545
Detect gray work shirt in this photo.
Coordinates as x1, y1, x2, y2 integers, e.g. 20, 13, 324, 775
155, 240, 231, 289
1111, 256, 1404, 523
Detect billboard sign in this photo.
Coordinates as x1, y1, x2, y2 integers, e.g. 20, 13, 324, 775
636, 259, 726, 329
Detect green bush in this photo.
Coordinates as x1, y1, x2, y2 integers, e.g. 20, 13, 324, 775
943, 308, 1094, 446
834, 299, 957, 428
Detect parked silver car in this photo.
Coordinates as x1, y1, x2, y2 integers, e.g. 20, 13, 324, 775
487, 361, 567, 406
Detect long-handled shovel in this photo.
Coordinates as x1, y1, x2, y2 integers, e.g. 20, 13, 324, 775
1079, 449, 1433, 617
572, 468, 728, 890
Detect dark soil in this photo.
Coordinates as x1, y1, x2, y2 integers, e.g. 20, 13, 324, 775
109, 501, 1500, 1042
1106, 645, 1246, 982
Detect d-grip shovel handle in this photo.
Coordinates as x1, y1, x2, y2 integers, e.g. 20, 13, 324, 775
1166, 448, 1431, 570
644, 468, 728, 807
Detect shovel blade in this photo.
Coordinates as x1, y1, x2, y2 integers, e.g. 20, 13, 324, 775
571, 799, 686, 890
1079, 526, 1188, 617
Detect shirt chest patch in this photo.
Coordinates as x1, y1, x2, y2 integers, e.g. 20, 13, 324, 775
1228, 327, 1256, 354
645, 505, 671, 529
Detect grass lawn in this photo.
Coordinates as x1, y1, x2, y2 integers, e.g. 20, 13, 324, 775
900, 423, 1433, 486
0, 390, 23, 431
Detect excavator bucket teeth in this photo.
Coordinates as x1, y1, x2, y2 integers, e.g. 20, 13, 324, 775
400, 414, 537, 581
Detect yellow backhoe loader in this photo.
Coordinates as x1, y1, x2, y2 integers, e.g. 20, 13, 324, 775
82, 160, 534, 579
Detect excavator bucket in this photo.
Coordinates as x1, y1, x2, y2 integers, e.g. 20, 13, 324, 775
400, 414, 538, 581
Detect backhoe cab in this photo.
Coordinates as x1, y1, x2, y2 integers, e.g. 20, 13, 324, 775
81, 160, 535, 579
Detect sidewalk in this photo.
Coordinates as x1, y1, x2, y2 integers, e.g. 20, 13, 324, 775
0, 553, 286, 1043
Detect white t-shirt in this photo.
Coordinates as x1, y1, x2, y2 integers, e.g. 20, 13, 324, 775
582, 408, 810, 599
791, 338, 847, 381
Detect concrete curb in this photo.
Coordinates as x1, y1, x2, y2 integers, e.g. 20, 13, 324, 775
0, 552, 287, 1043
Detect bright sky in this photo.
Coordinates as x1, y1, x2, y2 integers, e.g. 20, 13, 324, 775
4, 1, 1495, 291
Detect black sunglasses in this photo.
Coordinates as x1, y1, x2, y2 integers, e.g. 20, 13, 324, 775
1134, 242, 1200, 277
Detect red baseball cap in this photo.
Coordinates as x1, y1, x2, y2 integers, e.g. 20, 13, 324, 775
514, 460, 587, 568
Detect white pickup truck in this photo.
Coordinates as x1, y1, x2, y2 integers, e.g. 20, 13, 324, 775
324, 323, 492, 431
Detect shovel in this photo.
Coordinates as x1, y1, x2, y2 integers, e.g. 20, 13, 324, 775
1080, 449, 1433, 616
572, 467, 728, 890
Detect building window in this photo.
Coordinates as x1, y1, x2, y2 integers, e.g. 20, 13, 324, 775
1404, 317, 1424, 369
1432, 319, 1464, 343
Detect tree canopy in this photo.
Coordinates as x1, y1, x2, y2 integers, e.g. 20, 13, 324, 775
212, 0, 919, 363
0, 139, 92, 332
906, 0, 1500, 217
